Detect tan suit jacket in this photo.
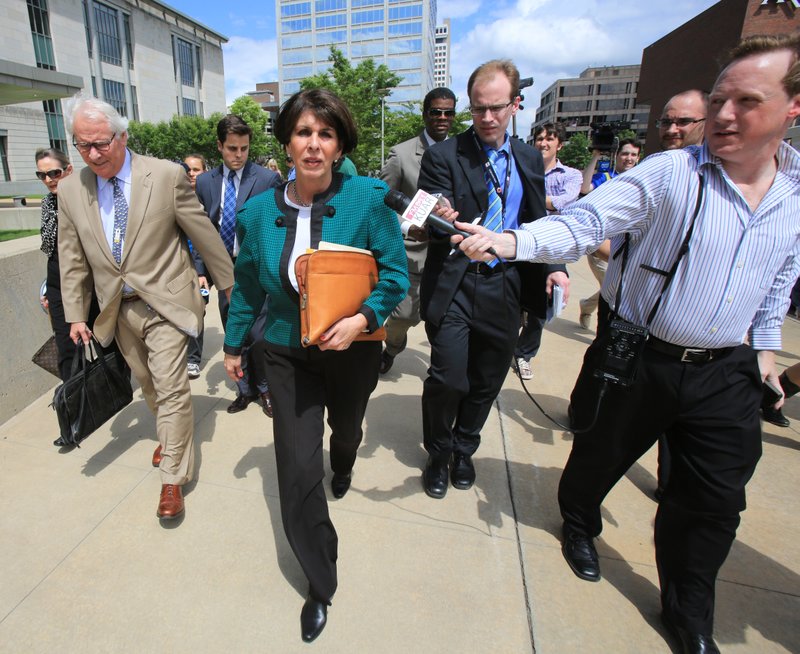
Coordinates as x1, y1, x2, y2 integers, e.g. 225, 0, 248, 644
57, 152, 235, 347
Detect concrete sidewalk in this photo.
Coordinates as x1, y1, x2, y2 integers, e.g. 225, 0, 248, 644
0, 267, 797, 653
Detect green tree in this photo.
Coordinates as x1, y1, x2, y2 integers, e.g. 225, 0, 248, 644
559, 132, 592, 170
382, 102, 470, 157
127, 114, 222, 164
300, 47, 401, 174
229, 95, 270, 161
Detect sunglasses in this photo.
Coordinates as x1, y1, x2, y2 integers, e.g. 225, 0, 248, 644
36, 168, 64, 181
428, 108, 456, 118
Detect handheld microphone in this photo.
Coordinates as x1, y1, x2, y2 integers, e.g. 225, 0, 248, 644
383, 191, 497, 256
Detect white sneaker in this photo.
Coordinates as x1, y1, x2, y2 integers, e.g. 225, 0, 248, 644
187, 363, 201, 379
579, 312, 592, 331
515, 357, 533, 380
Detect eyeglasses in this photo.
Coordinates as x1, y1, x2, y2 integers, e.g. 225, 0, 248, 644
72, 133, 117, 154
35, 168, 64, 181
427, 108, 456, 118
655, 117, 705, 128
468, 101, 514, 117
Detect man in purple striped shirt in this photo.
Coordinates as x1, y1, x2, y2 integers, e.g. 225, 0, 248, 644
513, 122, 579, 380
451, 34, 800, 654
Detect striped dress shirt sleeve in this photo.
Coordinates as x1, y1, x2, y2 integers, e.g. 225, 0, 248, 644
512, 143, 800, 350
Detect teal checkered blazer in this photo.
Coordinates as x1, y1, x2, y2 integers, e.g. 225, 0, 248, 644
223, 173, 410, 353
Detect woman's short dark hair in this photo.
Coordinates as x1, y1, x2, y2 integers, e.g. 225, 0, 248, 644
274, 88, 358, 155
35, 147, 70, 168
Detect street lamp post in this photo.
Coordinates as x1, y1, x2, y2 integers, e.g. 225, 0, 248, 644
513, 76, 534, 138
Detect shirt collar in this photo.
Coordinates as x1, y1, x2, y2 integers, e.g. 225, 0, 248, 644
481, 131, 511, 157
98, 149, 132, 191
422, 129, 441, 147
222, 163, 244, 181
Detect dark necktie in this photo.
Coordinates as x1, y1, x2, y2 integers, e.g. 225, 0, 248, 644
111, 177, 128, 264
220, 169, 237, 254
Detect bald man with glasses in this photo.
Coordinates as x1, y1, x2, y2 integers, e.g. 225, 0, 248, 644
657, 89, 708, 150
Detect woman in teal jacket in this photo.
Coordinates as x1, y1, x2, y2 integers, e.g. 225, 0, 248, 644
223, 89, 408, 643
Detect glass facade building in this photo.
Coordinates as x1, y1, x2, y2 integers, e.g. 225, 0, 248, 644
276, 0, 437, 104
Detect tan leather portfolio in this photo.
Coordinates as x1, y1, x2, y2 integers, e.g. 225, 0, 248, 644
295, 250, 386, 347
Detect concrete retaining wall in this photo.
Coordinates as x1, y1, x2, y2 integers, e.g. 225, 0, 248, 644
0, 236, 59, 426
0, 207, 41, 230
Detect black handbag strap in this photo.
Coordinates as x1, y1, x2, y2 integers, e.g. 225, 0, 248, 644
613, 173, 705, 326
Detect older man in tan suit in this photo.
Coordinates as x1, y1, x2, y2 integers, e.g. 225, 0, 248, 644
58, 95, 235, 520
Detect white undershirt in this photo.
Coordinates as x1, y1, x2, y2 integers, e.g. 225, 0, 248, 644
285, 187, 312, 292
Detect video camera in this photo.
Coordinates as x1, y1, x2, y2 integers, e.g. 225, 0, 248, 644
589, 121, 631, 152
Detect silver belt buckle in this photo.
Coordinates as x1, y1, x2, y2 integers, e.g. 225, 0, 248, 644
681, 348, 707, 362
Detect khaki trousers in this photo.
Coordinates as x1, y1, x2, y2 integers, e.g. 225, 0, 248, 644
115, 299, 195, 485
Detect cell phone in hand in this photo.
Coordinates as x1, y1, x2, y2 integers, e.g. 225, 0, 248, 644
763, 380, 783, 406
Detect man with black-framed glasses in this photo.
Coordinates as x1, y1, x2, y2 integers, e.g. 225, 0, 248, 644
378, 86, 456, 374
657, 89, 708, 150
416, 60, 562, 498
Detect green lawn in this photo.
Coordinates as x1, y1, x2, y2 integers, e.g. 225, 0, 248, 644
0, 229, 40, 242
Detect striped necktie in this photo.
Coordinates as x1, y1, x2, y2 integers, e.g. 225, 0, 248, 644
110, 177, 128, 264
219, 169, 237, 254
482, 149, 506, 234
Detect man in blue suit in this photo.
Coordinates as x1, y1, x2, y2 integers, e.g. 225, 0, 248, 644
195, 114, 281, 415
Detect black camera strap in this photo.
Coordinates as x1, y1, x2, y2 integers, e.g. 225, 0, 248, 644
612, 173, 705, 327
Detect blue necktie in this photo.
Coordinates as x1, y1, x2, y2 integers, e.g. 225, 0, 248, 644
220, 169, 237, 254
482, 149, 506, 234
110, 177, 128, 264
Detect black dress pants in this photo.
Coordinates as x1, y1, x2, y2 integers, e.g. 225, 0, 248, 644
559, 327, 762, 634
262, 341, 380, 602
422, 266, 521, 459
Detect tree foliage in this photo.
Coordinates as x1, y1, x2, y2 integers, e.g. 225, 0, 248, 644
559, 133, 592, 170
127, 113, 223, 164
229, 95, 270, 160
300, 47, 402, 174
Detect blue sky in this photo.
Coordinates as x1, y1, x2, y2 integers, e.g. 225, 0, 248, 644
164, 0, 720, 134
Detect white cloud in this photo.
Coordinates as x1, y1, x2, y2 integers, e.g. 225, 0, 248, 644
437, 0, 482, 20
223, 36, 279, 106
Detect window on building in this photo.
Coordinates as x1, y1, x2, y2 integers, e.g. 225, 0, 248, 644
352, 26, 384, 41
282, 18, 313, 32
130, 85, 140, 121
0, 135, 9, 182
284, 49, 314, 64
595, 98, 627, 111
175, 37, 195, 87
42, 100, 68, 152
351, 41, 384, 57
315, 14, 346, 29
94, 2, 123, 66
389, 5, 423, 20
27, 0, 56, 70
388, 22, 422, 36
317, 30, 347, 45
315, 0, 346, 10
103, 79, 127, 116
352, 9, 383, 24
597, 83, 627, 95
352, 0, 383, 6
123, 13, 134, 68
282, 34, 313, 49
281, 2, 312, 17
182, 98, 197, 116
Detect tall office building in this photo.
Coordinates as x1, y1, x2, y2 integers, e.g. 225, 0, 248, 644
276, 0, 437, 105
433, 19, 450, 88
532, 65, 649, 143
0, 0, 227, 194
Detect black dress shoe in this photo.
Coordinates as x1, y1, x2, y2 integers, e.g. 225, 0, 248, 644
762, 404, 790, 427
259, 391, 274, 418
53, 436, 71, 447
450, 453, 476, 490
226, 394, 253, 414
561, 525, 601, 582
331, 472, 351, 498
422, 455, 448, 499
379, 349, 395, 374
300, 595, 328, 643
661, 612, 720, 654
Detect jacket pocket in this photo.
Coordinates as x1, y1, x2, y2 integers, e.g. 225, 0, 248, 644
167, 267, 195, 295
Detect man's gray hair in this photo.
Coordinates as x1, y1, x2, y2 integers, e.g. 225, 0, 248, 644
64, 92, 129, 135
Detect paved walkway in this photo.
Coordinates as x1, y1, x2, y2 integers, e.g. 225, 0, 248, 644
0, 267, 798, 653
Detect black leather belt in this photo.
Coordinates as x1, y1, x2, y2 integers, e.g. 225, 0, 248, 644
121, 293, 140, 302
466, 261, 500, 275
647, 336, 733, 363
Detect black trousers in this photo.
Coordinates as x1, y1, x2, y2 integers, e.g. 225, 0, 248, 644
559, 324, 762, 634
46, 256, 101, 381
422, 266, 520, 459
263, 341, 380, 602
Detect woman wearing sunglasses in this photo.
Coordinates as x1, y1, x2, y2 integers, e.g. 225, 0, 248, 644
36, 148, 109, 446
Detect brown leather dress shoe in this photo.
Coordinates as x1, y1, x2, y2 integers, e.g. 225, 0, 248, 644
152, 445, 162, 468
157, 484, 184, 519
227, 393, 253, 414
260, 391, 274, 418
